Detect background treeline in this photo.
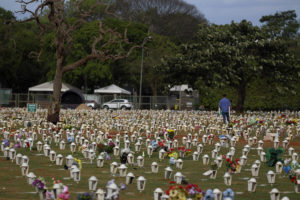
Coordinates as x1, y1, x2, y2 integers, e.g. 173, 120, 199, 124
0, 0, 300, 111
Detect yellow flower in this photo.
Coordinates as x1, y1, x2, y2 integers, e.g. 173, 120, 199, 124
74, 158, 82, 169
168, 152, 178, 159
178, 191, 186, 200
169, 189, 178, 198
196, 193, 203, 199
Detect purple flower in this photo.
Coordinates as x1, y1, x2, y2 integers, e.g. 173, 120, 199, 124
120, 183, 126, 190
189, 189, 195, 195
38, 183, 44, 189
32, 180, 38, 186
108, 141, 115, 147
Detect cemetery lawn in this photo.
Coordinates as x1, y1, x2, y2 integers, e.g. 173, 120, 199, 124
1, 133, 300, 200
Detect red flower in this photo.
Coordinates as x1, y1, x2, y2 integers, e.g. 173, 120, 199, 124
166, 189, 170, 195
169, 181, 175, 184
222, 155, 226, 159
229, 161, 233, 164
226, 158, 231, 162
169, 186, 176, 190
235, 158, 239, 162
158, 141, 164, 147
186, 184, 193, 189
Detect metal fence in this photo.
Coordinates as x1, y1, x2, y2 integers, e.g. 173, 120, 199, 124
1, 93, 199, 110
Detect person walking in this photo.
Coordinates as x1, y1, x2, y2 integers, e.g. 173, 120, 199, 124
219, 94, 231, 124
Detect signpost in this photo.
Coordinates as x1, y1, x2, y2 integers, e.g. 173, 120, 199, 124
27, 103, 37, 112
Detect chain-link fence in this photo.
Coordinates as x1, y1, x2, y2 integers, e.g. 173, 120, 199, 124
1, 93, 199, 110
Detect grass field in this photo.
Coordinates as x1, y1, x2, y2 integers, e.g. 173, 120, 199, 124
0, 110, 300, 200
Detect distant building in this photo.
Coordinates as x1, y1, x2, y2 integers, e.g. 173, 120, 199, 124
169, 84, 199, 110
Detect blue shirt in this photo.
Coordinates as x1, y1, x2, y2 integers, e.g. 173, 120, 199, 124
219, 97, 231, 112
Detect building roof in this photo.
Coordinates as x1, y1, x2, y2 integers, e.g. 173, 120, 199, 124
94, 84, 131, 95
28, 81, 77, 92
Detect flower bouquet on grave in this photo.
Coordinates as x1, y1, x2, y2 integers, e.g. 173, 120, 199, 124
224, 157, 240, 173
64, 124, 72, 130
150, 140, 159, 151
288, 167, 300, 193
32, 177, 47, 200
167, 129, 175, 140
97, 141, 115, 154
286, 119, 297, 125
166, 181, 203, 200
73, 158, 82, 170
175, 147, 192, 158
168, 148, 179, 160
266, 148, 284, 167
77, 192, 93, 200
158, 141, 168, 151
46, 178, 68, 200
32, 177, 46, 193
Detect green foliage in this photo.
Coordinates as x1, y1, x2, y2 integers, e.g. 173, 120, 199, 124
266, 148, 284, 167
160, 20, 299, 112
260, 10, 300, 39
111, 0, 207, 43
0, 8, 43, 92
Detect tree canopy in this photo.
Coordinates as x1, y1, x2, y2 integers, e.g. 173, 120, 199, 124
1, 4, 300, 111
158, 20, 299, 112
112, 0, 207, 42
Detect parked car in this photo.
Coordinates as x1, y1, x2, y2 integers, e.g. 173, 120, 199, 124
102, 99, 132, 110
85, 100, 99, 109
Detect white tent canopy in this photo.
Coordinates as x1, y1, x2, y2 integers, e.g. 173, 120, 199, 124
170, 84, 193, 92
28, 81, 76, 92
94, 84, 131, 95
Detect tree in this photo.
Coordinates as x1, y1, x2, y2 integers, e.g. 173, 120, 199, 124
17, 0, 144, 122
43, 17, 148, 93
0, 7, 43, 92
112, 0, 207, 42
159, 20, 299, 112
260, 10, 300, 39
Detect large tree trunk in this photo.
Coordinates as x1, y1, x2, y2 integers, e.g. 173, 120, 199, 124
47, 59, 63, 124
236, 83, 246, 113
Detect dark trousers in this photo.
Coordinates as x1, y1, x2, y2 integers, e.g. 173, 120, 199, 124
222, 112, 230, 123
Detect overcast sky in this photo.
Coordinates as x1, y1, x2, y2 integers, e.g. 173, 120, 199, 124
1, 0, 300, 26
185, 0, 300, 25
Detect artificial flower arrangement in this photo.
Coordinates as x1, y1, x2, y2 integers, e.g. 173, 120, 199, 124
266, 148, 284, 167
283, 159, 300, 186
73, 158, 82, 170
167, 129, 175, 140
168, 147, 192, 159
290, 172, 299, 185
97, 141, 115, 154
166, 181, 203, 200
64, 124, 72, 130
32, 176, 46, 191
223, 156, 240, 173
45, 178, 70, 200
286, 119, 297, 125
150, 140, 159, 151
77, 192, 93, 200
168, 150, 179, 160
